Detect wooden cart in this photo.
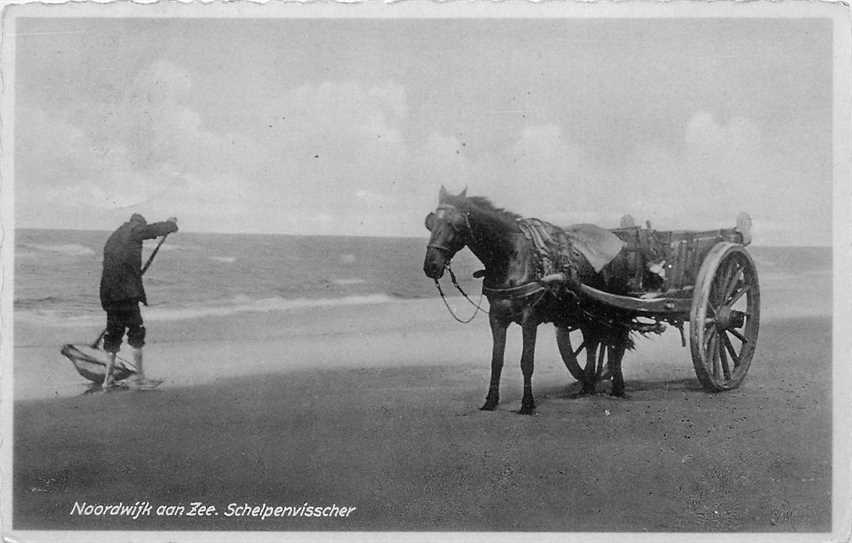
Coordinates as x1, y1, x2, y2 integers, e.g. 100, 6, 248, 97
559, 213, 760, 391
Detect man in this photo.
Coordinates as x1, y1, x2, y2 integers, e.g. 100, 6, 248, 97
100, 213, 178, 388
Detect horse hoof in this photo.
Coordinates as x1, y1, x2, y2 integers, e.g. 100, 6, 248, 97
480, 402, 498, 411
519, 398, 536, 415
581, 385, 596, 395
610, 389, 627, 398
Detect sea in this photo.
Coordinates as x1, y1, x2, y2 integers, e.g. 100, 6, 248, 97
13, 228, 832, 327
13, 229, 485, 326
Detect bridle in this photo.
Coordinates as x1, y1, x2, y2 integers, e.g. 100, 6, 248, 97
426, 203, 487, 322
426, 204, 472, 254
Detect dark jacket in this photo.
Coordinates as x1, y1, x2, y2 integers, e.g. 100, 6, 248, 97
100, 218, 178, 309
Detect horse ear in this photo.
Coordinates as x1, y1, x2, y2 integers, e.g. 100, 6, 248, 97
459, 186, 468, 198
424, 212, 436, 231
439, 185, 448, 201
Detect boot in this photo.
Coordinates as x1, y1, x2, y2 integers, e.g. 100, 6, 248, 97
131, 347, 146, 384
102, 352, 116, 389
130, 348, 159, 389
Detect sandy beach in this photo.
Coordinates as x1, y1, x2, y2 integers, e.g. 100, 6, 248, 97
12, 273, 833, 533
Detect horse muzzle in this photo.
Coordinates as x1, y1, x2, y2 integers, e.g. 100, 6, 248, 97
423, 246, 449, 279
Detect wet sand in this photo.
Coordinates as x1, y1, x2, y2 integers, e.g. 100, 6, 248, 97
11, 274, 834, 534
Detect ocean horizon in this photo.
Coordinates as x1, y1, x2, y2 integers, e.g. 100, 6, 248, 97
13, 228, 831, 326
10, 226, 834, 247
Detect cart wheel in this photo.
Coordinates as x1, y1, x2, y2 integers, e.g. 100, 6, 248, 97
689, 242, 760, 391
556, 326, 611, 384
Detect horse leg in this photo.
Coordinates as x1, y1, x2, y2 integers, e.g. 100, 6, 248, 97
481, 316, 508, 411
581, 334, 599, 395
608, 331, 629, 397
519, 323, 538, 415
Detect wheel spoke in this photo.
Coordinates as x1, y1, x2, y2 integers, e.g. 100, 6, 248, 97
707, 303, 720, 321
573, 341, 585, 357
712, 270, 728, 306
704, 326, 717, 351
722, 263, 742, 301
722, 333, 741, 367
728, 283, 750, 306
728, 328, 748, 344
719, 334, 731, 380
584, 345, 597, 373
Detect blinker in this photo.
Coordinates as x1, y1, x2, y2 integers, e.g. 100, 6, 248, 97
425, 212, 436, 231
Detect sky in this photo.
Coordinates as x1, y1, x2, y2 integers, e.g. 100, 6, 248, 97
13, 17, 834, 244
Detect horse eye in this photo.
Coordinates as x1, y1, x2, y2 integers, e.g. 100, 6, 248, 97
424, 212, 436, 231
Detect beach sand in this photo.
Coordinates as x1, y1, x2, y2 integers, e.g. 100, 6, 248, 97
11, 274, 833, 533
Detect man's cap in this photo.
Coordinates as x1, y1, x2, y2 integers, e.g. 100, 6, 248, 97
130, 213, 147, 224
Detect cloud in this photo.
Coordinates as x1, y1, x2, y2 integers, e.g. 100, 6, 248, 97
16, 64, 828, 245
242, 80, 416, 234
120, 61, 267, 179
17, 68, 425, 235
271, 81, 408, 153
609, 112, 830, 244
16, 106, 164, 211
17, 60, 273, 230
420, 112, 821, 245
419, 124, 615, 225
685, 112, 761, 153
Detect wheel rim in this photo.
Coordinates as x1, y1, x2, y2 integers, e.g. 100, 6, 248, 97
690, 245, 760, 390
558, 327, 587, 382
557, 327, 611, 384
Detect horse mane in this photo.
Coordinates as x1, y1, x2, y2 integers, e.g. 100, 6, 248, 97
443, 194, 523, 230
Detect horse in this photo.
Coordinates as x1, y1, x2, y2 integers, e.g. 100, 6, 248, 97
423, 186, 634, 415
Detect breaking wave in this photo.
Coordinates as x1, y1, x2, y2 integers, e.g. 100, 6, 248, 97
147, 294, 396, 321
15, 293, 399, 326
209, 256, 237, 264
20, 243, 95, 257
331, 278, 366, 286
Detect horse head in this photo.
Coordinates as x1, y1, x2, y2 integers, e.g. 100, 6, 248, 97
423, 185, 470, 279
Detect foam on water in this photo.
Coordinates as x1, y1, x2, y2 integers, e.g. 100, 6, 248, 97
148, 293, 397, 320
21, 243, 95, 257
331, 278, 366, 286
154, 243, 192, 252
15, 293, 399, 326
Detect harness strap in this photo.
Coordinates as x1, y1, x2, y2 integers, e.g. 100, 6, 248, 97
480, 219, 574, 301
483, 282, 547, 299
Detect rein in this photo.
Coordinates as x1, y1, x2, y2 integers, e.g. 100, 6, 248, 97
433, 264, 488, 324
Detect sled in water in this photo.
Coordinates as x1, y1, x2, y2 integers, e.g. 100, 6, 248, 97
60, 343, 137, 384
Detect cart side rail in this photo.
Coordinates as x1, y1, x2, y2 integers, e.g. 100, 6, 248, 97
577, 284, 693, 316
610, 213, 752, 292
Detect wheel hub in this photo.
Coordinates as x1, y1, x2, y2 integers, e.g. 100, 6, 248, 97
715, 306, 745, 330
